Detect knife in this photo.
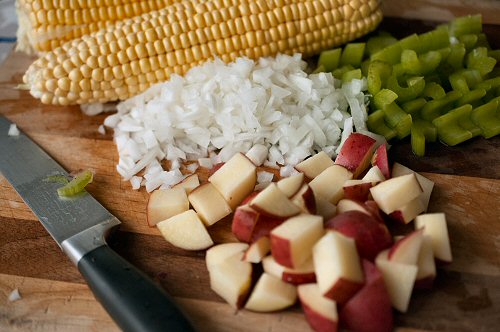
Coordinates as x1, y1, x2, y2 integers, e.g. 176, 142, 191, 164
0, 116, 195, 332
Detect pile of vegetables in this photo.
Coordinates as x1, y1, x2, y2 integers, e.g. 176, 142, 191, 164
316, 15, 500, 155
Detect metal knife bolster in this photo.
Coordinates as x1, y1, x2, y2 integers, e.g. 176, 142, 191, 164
61, 216, 121, 265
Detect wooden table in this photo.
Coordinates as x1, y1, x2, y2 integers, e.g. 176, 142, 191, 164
1, 4, 500, 331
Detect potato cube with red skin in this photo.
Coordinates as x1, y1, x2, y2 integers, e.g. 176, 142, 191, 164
271, 214, 324, 269
208, 153, 257, 209
298, 283, 338, 332
147, 187, 189, 227
371, 144, 390, 179
335, 133, 377, 178
295, 151, 335, 179
188, 183, 232, 226
313, 232, 364, 304
325, 210, 393, 261
309, 165, 353, 204
340, 260, 393, 332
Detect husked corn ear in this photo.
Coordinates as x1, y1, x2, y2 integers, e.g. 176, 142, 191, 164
24, 0, 383, 105
16, 0, 177, 53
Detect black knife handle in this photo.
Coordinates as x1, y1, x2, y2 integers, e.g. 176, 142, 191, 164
78, 245, 195, 332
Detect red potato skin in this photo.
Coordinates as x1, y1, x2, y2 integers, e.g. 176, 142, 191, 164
251, 214, 286, 243
371, 144, 390, 179
232, 206, 284, 243
282, 271, 316, 285
334, 133, 377, 178
323, 277, 363, 305
343, 182, 373, 201
270, 235, 295, 268
232, 206, 258, 243
241, 190, 260, 205
364, 200, 385, 224
208, 162, 225, 177
325, 211, 393, 261
340, 260, 393, 332
292, 185, 317, 214
301, 301, 338, 332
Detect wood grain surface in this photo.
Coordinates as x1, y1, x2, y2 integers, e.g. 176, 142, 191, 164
1, 13, 500, 332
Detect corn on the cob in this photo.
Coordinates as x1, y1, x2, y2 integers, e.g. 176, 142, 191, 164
23, 0, 383, 105
16, 0, 177, 53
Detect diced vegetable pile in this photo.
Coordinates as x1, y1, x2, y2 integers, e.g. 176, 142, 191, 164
316, 15, 500, 155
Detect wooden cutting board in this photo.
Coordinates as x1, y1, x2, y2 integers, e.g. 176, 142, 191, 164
1, 10, 500, 332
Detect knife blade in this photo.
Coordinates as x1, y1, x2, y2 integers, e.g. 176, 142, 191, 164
0, 116, 195, 332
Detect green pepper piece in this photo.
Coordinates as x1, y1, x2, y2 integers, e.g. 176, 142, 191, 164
373, 89, 398, 110
367, 110, 397, 140
449, 14, 482, 38
420, 90, 463, 120
57, 169, 93, 197
432, 104, 474, 146
342, 68, 362, 83
402, 98, 427, 115
471, 99, 500, 138
318, 48, 342, 72
366, 33, 398, 56
422, 82, 446, 100
340, 43, 366, 67
387, 74, 426, 103
367, 60, 392, 95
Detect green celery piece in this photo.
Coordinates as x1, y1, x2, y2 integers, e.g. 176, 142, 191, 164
436, 47, 452, 60
420, 90, 463, 120
419, 27, 450, 53
446, 43, 466, 70
449, 72, 470, 93
432, 104, 474, 146
401, 49, 442, 76
366, 110, 397, 140
449, 14, 482, 38
371, 42, 403, 65
475, 33, 491, 49
332, 65, 355, 80
387, 74, 426, 103
466, 47, 497, 76
382, 102, 413, 139
342, 68, 362, 83
366, 33, 398, 56
458, 34, 479, 50
414, 118, 438, 141
373, 89, 398, 110
402, 98, 427, 115
471, 99, 500, 138
476, 76, 500, 91
422, 82, 446, 100
312, 64, 326, 74
449, 69, 483, 94
398, 34, 422, 53
361, 59, 371, 77
57, 169, 93, 197
411, 118, 438, 156
367, 60, 392, 95
487, 49, 500, 61
411, 125, 426, 156
318, 48, 342, 72
456, 88, 487, 106
340, 43, 366, 67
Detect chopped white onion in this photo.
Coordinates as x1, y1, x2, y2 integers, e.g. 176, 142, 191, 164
8, 124, 20, 136
8, 288, 21, 302
94, 54, 370, 190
